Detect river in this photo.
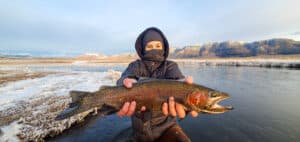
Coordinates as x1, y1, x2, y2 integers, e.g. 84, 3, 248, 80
42, 63, 300, 142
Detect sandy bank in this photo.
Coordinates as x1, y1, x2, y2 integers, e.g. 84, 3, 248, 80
0, 69, 56, 85
0, 55, 300, 68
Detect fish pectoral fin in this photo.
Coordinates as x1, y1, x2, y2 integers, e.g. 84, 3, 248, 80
55, 105, 79, 120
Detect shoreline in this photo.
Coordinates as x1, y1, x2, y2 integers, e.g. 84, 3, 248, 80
1, 55, 300, 68
0, 70, 56, 85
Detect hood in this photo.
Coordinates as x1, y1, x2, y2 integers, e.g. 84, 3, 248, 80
135, 27, 169, 60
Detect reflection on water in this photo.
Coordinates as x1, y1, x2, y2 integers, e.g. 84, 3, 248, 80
47, 64, 300, 142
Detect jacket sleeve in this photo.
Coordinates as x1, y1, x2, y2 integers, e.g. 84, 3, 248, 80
165, 61, 185, 80
116, 61, 140, 86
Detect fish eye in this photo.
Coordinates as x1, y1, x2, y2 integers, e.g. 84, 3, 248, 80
209, 92, 218, 97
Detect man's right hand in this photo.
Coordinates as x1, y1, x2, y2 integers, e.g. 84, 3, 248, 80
117, 102, 146, 117
117, 78, 146, 117
122, 78, 137, 88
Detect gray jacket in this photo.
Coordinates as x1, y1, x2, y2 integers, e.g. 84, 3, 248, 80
116, 27, 185, 141
116, 59, 185, 142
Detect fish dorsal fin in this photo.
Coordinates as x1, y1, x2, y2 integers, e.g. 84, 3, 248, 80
137, 78, 159, 83
137, 78, 178, 84
99, 85, 114, 90
138, 77, 151, 81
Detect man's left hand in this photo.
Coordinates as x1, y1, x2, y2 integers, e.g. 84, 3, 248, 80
162, 76, 198, 118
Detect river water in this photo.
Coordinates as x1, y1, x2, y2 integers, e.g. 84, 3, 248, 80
47, 63, 300, 142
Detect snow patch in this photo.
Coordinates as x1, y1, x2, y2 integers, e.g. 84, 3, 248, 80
0, 69, 122, 141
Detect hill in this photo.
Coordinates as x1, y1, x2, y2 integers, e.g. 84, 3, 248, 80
169, 38, 300, 58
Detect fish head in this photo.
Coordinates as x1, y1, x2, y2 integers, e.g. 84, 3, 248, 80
187, 90, 233, 114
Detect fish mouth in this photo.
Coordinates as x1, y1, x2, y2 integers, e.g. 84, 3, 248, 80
203, 93, 233, 114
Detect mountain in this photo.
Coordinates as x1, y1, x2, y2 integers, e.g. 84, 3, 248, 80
169, 46, 201, 58
170, 38, 300, 58
76, 38, 300, 59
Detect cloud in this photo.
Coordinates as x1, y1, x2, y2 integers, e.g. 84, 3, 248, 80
1, 0, 300, 56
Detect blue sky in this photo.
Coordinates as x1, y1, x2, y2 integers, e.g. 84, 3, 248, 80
1, 0, 300, 57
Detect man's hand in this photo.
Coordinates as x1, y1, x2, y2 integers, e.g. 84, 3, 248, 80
117, 78, 146, 117
162, 97, 198, 118
162, 76, 199, 118
185, 76, 193, 85
117, 101, 147, 117
122, 78, 137, 88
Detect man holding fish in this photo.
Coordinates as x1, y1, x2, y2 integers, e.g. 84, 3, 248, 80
116, 27, 198, 142
56, 27, 232, 142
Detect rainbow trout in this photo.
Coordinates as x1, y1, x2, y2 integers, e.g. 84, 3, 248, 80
56, 79, 233, 120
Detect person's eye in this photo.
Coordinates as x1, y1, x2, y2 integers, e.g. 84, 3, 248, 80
145, 46, 152, 51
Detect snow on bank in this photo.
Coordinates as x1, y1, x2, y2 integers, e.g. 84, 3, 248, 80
0, 69, 121, 142
173, 59, 300, 68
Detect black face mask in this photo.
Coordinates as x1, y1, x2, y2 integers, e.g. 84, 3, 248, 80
142, 50, 165, 74
142, 50, 165, 62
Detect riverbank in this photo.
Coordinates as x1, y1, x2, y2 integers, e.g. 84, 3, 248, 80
1, 55, 300, 68
0, 69, 56, 85
0, 68, 121, 141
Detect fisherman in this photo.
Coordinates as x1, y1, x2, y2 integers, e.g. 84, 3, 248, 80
116, 27, 199, 142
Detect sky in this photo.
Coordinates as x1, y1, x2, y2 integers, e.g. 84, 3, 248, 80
0, 0, 300, 57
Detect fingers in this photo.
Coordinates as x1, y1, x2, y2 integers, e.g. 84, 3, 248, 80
162, 102, 168, 115
162, 96, 198, 119
168, 97, 177, 117
140, 106, 146, 112
189, 111, 199, 117
185, 76, 193, 85
176, 103, 186, 118
123, 78, 137, 88
117, 101, 136, 117
166, 97, 186, 118
117, 102, 130, 117
126, 101, 136, 116
123, 78, 132, 88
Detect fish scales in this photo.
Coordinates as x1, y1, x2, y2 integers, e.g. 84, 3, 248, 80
56, 79, 233, 120
101, 81, 191, 110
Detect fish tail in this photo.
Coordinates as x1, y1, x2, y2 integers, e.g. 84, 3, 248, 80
55, 91, 91, 120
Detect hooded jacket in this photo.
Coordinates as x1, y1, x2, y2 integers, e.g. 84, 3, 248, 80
116, 27, 185, 142
117, 27, 184, 84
